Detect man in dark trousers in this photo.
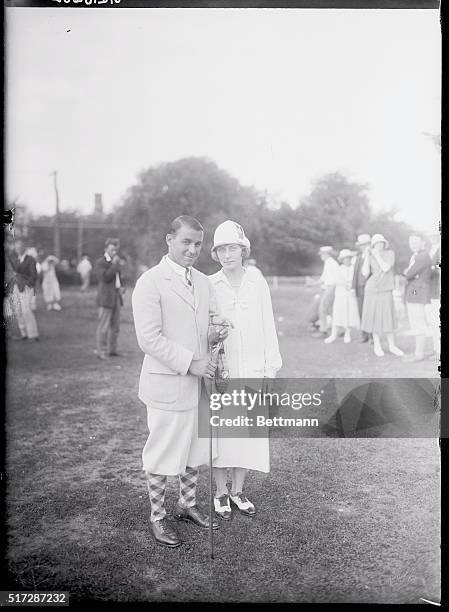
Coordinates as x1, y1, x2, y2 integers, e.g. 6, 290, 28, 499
95, 238, 123, 360
425, 231, 440, 361
7, 238, 39, 341
352, 234, 371, 342
402, 234, 432, 363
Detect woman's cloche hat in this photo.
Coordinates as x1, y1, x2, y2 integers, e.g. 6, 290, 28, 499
212, 220, 251, 251
371, 233, 389, 248
338, 249, 355, 261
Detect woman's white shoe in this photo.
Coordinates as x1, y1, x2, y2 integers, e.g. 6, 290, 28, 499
229, 492, 256, 516
324, 335, 337, 344
388, 345, 404, 356
214, 494, 232, 520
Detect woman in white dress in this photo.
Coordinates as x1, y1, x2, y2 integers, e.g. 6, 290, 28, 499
209, 220, 282, 520
26, 248, 40, 311
324, 249, 360, 344
41, 255, 62, 311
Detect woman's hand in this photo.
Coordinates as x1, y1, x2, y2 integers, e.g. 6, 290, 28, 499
210, 314, 233, 328
209, 315, 233, 344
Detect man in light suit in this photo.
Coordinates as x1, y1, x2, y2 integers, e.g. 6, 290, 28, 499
132, 216, 228, 548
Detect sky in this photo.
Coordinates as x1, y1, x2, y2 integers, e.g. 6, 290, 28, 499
5, 7, 441, 232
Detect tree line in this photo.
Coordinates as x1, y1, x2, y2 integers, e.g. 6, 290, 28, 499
19, 156, 414, 278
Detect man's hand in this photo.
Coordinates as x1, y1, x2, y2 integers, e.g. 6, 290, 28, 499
189, 358, 217, 379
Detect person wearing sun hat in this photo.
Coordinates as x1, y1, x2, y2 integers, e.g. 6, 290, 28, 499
360, 234, 404, 357
209, 220, 282, 521
324, 248, 360, 344
352, 234, 372, 342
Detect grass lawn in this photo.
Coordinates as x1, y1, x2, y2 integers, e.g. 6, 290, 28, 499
4, 285, 440, 603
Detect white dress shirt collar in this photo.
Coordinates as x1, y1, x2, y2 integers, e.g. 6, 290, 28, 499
165, 254, 191, 277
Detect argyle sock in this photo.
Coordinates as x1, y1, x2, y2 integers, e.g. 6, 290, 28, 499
146, 473, 167, 523
178, 466, 198, 508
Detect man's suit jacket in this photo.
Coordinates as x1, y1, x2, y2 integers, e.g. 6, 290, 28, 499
95, 256, 123, 309
429, 246, 441, 300
132, 257, 215, 412
404, 250, 432, 304
352, 252, 370, 296
8, 253, 37, 292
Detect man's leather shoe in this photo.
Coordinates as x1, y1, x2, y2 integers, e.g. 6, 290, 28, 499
359, 336, 369, 343
172, 504, 219, 529
150, 517, 181, 547
109, 352, 122, 357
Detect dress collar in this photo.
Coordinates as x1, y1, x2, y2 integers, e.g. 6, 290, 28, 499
214, 267, 251, 288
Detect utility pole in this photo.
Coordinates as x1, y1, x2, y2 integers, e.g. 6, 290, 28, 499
77, 217, 84, 262
51, 171, 61, 259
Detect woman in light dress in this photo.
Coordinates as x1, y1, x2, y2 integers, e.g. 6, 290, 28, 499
25, 248, 40, 311
324, 249, 360, 344
360, 234, 404, 357
41, 255, 62, 311
209, 220, 282, 520
77, 255, 93, 291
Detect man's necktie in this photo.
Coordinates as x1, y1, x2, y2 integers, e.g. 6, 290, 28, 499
185, 267, 193, 289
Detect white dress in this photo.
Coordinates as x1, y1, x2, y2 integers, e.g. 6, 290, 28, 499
331, 264, 360, 328
209, 267, 282, 472
41, 259, 61, 304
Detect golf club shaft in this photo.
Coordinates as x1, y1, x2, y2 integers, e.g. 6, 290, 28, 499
208, 339, 224, 559
209, 412, 214, 560
209, 342, 221, 560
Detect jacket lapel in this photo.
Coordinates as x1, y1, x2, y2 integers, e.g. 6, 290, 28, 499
161, 259, 195, 310
192, 269, 201, 312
